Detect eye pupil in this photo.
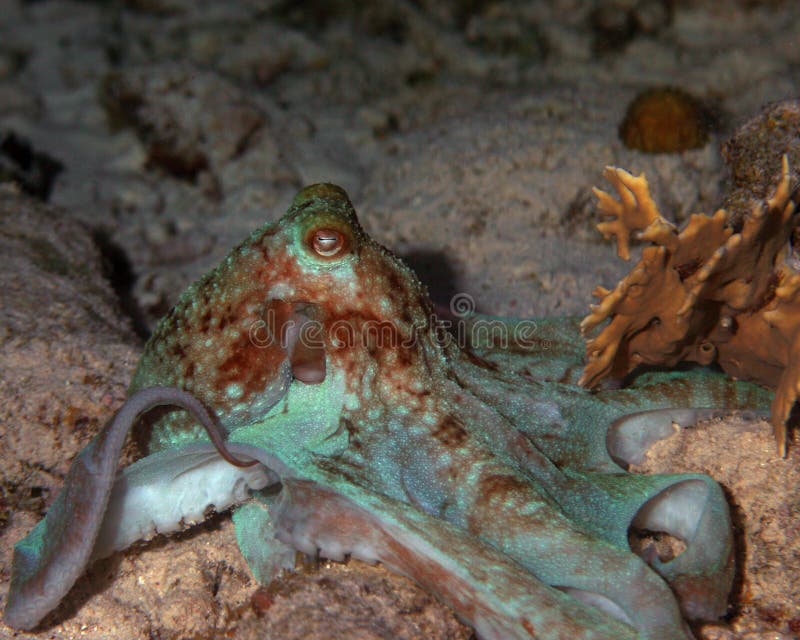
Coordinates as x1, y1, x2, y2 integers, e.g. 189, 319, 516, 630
312, 229, 345, 257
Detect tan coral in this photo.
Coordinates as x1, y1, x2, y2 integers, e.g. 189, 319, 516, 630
592, 167, 678, 259
581, 156, 799, 457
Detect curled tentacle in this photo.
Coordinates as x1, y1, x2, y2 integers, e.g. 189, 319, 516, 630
4, 386, 255, 631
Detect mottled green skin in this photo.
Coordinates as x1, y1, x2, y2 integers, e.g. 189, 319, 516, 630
6, 184, 773, 638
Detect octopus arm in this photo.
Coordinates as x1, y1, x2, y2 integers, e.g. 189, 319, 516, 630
3, 387, 271, 631
264, 475, 638, 640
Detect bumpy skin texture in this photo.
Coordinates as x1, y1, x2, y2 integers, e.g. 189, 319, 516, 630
5, 184, 773, 639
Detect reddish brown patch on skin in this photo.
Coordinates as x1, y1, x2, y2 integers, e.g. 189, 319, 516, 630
198, 286, 211, 308
432, 414, 468, 447
197, 308, 213, 334
339, 417, 362, 451
384, 265, 405, 294
362, 319, 403, 350
136, 246, 300, 426
313, 457, 364, 487
521, 617, 536, 636
475, 474, 532, 505
393, 338, 418, 369
319, 294, 428, 395
382, 536, 479, 618
216, 333, 275, 393
312, 291, 410, 356
341, 418, 359, 438
217, 305, 236, 330
169, 342, 186, 360
467, 473, 546, 536
212, 298, 296, 398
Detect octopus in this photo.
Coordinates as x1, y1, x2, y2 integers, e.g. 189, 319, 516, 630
4, 183, 773, 639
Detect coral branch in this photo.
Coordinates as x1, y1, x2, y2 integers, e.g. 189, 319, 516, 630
593, 167, 678, 260
582, 155, 800, 456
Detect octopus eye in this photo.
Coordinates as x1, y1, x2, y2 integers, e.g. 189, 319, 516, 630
310, 228, 347, 258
